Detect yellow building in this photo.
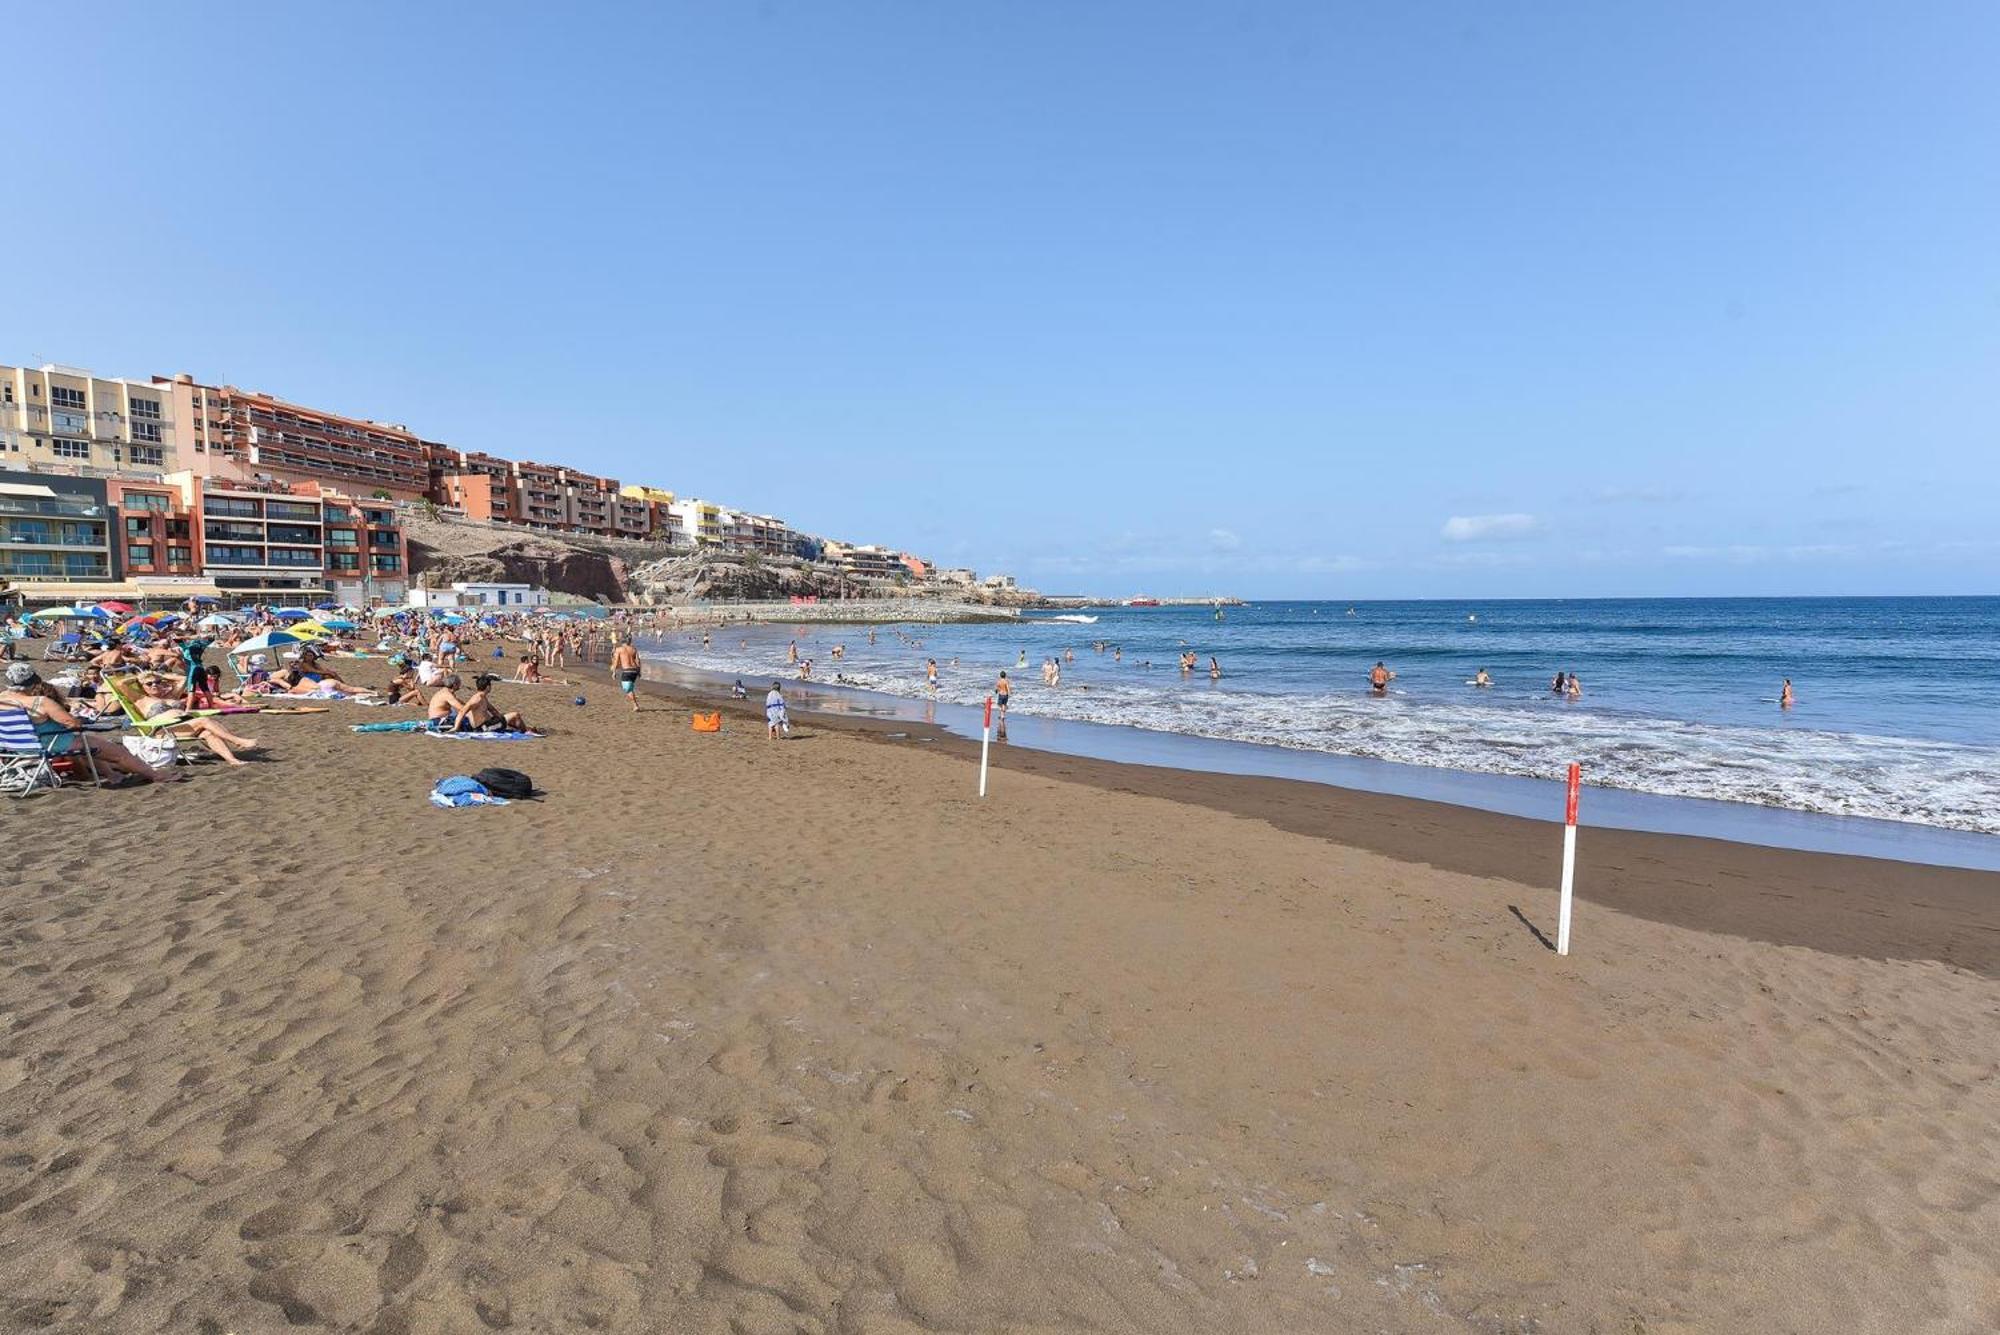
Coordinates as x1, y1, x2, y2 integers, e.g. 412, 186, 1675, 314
0, 363, 181, 477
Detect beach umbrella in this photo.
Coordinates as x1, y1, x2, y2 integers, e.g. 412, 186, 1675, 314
312, 601, 339, 610
320, 618, 358, 631
23, 606, 85, 621
93, 600, 134, 614
437, 613, 468, 625
196, 613, 236, 629
230, 629, 306, 656
271, 608, 312, 621
190, 595, 219, 605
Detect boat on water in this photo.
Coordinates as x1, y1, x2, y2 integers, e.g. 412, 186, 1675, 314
1124, 596, 1161, 607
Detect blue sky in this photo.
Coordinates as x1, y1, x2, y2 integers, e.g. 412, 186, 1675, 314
10, 2, 1997, 598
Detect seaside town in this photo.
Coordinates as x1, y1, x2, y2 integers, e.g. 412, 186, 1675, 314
0, 359, 1025, 610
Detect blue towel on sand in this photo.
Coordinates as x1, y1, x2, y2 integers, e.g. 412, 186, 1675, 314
426, 729, 541, 741
352, 720, 436, 733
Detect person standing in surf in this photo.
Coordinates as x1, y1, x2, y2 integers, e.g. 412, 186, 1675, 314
1369, 661, 1395, 695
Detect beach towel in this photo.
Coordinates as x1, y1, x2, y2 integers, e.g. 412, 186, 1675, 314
351, 720, 438, 733
429, 774, 508, 808
426, 729, 541, 741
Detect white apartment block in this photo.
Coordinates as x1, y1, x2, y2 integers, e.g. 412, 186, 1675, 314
0, 363, 180, 477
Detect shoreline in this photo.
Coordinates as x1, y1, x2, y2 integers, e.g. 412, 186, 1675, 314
631, 647, 2000, 873
609, 657, 2000, 979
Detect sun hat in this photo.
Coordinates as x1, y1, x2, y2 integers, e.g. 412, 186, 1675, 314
4, 662, 38, 686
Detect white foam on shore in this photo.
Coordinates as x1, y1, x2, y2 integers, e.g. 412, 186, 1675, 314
651, 646, 2000, 836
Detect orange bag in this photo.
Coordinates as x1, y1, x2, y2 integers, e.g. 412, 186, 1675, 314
690, 711, 722, 733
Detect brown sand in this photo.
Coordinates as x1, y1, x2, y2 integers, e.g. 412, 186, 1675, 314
1, 656, 1995, 1333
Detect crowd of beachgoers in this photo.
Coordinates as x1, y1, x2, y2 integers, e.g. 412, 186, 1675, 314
0, 599, 688, 795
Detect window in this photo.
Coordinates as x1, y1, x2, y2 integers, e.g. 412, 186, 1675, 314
326, 529, 359, 547
132, 421, 163, 443
167, 546, 192, 566
329, 552, 360, 572
127, 516, 151, 534
371, 555, 401, 573
129, 397, 161, 420
50, 386, 86, 411
266, 524, 321, 545
127, 543, 155, 566
205, 521, 266, 543
166, 519, 190, 538
266, 501, 320, 521
205, 498, 262, 518
125, 492, 171, 513
204, 544, 265, 565
268, 547, 320, 568
51, 438, 91, 460
129, 445, 164, 467
369, 530, 400, 549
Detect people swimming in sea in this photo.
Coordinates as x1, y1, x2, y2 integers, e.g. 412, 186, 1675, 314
1551, 672, 1568, 695
1472, 667, 1492, 688
1566, 673, 1583, 700
1209, 656, 1221, 680
1779, 678, 1794, 709
1369, 661, 1395, 694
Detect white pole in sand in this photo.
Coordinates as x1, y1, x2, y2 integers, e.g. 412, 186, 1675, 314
979, 695, 993, 798
1558, 762, 1580, 955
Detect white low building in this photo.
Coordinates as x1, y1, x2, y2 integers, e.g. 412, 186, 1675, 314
407, 581, 549, 609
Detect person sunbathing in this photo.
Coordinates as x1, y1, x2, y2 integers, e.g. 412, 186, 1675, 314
2, 664, 184, 784
427, 676, 467, 727
133, 675, 262, 765
513, 654, 544, 683
382, 666, 424, 706
453, 673, 529, 733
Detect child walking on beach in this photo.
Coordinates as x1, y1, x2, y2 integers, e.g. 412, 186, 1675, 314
765, 682, 791, 739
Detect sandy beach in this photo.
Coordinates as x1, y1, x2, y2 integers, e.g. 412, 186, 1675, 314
2, 655, 1996, 1334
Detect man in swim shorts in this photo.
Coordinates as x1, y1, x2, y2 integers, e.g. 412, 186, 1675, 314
995, 671, 1011, 717
1369, 661, 1394, 694
610, 637, 642, 712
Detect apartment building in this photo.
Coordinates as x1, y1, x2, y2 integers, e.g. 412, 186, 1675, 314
0, 364, 178, 477
511, 460, 567, 530
561, 470, 618, 537
156, 374, 429, 499
666, 498, 724, 547
427, 443, 519, 524
0, 469, 117, 599
107, 478, 202, 588
317, 488, 408, 605
721, 511, 797, 557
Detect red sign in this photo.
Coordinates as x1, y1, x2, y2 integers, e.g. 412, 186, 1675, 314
983, 695, 993, 729
1565, 763, 1581, 825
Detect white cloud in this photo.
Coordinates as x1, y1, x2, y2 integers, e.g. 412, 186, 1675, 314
1209, 527, 1242, 552
1441, 513, 1540, 543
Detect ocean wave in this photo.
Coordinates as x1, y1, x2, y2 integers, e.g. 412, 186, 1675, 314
650, 644, 2000, 836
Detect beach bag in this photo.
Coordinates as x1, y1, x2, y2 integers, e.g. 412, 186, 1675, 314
691, 711, 722, 733
430, 774, 507, 808
121, 734, 178, 769
472, 766, 536, 799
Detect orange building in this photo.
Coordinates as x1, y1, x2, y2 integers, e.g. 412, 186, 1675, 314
155, 374, 429, 499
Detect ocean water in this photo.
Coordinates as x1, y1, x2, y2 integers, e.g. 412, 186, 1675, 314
645, 598, 2000, 836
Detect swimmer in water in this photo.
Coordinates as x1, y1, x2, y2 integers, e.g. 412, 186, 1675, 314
1472, 667, 1492, 688
1551, 672, 1567, 695
1209, 656, 1221, 680
1369, 661, 1394, 694
1566, 673, 1583, 700
1779, 678, 1794, 709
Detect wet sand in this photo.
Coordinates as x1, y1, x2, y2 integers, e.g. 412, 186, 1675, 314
1, 654, 1995, 1333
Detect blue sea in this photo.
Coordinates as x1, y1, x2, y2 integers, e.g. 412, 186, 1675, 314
649, 597, 2000, 837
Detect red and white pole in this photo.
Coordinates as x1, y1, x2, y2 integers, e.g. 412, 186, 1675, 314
979, 695, 993, 798
1558, 762, 1580, 955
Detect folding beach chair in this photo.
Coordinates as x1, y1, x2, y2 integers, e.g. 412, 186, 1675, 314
102, 673, 223, 735
43, 633, 85, 662
0, 705, 101, 797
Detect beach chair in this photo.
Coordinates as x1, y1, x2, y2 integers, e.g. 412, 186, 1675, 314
0, 705, 101, 796
43, 633, 86, 662
101, 674, 222, 735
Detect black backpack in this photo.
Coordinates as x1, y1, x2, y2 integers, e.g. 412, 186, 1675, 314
473, 767, 537, 800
